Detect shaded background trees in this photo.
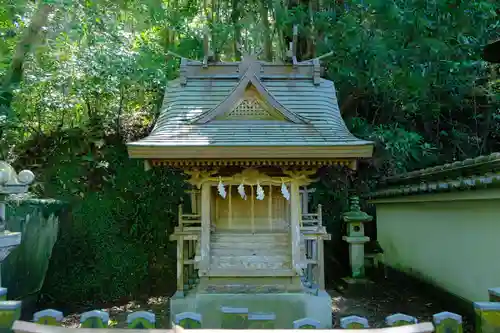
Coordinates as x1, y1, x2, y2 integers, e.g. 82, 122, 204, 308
1, 0, 498, 309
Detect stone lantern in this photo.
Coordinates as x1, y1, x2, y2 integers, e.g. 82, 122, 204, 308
342, 196, 372, 279
0, 161, 34, 284
0, 162, 34, 328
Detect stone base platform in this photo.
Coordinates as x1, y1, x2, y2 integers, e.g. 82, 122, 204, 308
169, 290, 332, 328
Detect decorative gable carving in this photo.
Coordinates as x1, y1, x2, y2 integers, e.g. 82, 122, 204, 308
220, 98, 273, 120
216, 87, 284, 121
190, 57, 309, 124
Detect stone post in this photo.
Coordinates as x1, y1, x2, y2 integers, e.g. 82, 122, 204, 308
474, 302, 500, 333
342, 196, 372, 278
488, 288, 500, 302
0, 161, 35, 329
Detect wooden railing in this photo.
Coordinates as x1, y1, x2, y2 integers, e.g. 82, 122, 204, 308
178, 204, 201, 230
299, 204, 328, 289
302, 238, 320, 288
170, 204, 202, 296
301, 204, 322, 228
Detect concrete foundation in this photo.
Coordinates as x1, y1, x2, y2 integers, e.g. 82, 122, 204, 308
170, 290, 332, 328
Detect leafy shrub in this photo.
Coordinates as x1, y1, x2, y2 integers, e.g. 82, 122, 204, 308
15, 128, 186, 310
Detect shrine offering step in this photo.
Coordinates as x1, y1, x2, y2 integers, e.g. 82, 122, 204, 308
209, 232, 291, 273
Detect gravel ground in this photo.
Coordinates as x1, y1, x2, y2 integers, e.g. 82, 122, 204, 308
59, 279, 474, 331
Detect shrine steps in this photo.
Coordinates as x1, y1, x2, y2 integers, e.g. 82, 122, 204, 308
198, 270, 303, 292
211, 231, 289, 243
212, 257, 291, 269
211, 248, 289, 256
209, 231, 290, 248
206, 268, 296, 277
209, 232, 291, 273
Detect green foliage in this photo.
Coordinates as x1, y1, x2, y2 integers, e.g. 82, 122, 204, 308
323, 0, 499, 166
2, 0, 498, 171
1, 0, 499, 303
348, 117, 437, 174
15, 129, 186, 308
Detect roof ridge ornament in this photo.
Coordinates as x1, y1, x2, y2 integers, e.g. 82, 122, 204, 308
284, 25, 334, 85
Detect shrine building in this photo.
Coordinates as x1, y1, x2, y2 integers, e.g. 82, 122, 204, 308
127, 36, 373, 328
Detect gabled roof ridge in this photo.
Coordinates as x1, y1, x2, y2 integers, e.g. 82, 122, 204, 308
190, 67, 310, 125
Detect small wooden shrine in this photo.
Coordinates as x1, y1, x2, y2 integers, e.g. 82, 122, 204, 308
127, 32, 373, 328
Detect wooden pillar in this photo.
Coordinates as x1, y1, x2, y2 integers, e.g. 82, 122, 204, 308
301, 188, 309, 214
185, 241, 189, 284
311, 239, 317, 284
317, 204, 323, 226
215, 192, 219, 227
250, 185, 255, 233
228, 185, 232, 229
178, 204, 183, 229
200, 183, 211, 275
196, 190, 201, 214
290, 180, 301, 274
318, 237, 325, 289
190, 191, 198, 214
268, 185, 273, 231
176, 237, 184, 296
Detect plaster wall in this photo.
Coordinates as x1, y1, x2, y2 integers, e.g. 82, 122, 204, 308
375, 193, 500, 302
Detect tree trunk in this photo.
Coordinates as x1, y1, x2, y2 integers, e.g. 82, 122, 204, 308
306, 0, 316, 58
1, 3, 54, 115
284, 0, 317, 61
260, 0, 273, 61
232, 0, 242, 60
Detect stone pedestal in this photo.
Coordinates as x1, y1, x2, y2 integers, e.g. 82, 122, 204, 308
170, 289, 332, 328
342, 196, 372, 279
0, 234, 22, 329
0, 233, 21, 286
342, 235, 370, 278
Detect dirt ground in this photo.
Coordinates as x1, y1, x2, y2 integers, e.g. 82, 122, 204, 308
331, 278, 474, 332
60, 278, 474, 331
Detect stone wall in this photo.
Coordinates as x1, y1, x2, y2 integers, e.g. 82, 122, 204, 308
2, 199, 67, 314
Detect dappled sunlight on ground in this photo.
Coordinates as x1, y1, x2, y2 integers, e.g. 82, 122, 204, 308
328, 278, 473, 332
61, 296, 170, 328
60, 281, 473, 331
